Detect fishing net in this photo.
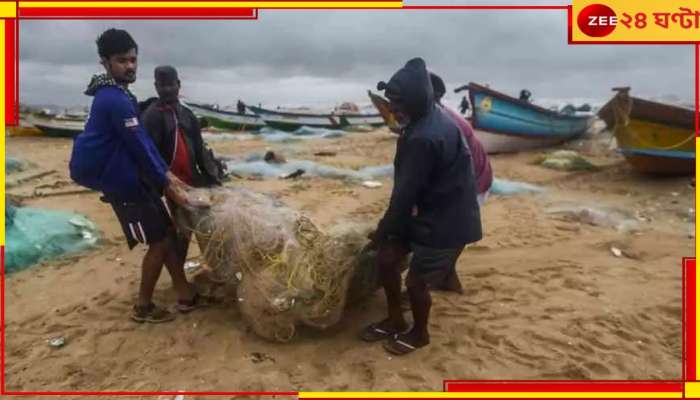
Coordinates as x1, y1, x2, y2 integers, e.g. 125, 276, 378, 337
226, 158, 393, 181
489, 178, 543, 195
533, 150, 598, 172
5, 200, 98, 273
6, 156, 29, 174
174, 186, 392, 342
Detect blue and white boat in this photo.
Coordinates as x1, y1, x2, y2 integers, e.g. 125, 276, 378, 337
461, 82, 593, 153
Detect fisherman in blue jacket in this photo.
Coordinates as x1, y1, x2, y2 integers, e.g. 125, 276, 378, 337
70, 29, 205, 323
361, 58, 482, 355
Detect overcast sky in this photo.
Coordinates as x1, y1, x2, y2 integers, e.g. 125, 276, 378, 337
19, 5, 696, 110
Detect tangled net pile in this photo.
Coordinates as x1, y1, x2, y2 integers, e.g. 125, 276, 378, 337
175, 187, 386, 342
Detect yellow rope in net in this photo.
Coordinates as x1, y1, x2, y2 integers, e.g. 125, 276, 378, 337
172, 186, 383, 342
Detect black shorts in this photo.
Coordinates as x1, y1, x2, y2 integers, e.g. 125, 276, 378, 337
108, 197, 173, 249
377, 238, 465, 288
405, 244, 465, 288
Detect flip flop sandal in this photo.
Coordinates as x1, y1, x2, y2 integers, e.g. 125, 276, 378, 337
360, 323, 403, 342
383, 335, 427, 355
131, 303, 175, 323
176, 292, 214, 313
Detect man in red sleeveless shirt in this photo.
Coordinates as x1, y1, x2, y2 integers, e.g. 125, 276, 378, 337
142, 66, 224, 312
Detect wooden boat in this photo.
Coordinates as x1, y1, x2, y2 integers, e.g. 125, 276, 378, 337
248, 105, 384, 132
338, 113, 385, 127
598, 87, 695, 175
368, 90, 400, 132
7, 115, 43, 137
29, 114, 84, 138
459, 83, 593, 154
184, 102, 266, 131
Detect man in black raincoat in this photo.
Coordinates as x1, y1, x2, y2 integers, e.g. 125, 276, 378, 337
362, 58, 482, 355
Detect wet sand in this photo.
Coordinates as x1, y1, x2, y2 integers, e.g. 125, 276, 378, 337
4, 126, 692, 395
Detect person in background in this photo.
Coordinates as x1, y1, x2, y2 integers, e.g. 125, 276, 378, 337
459, 95, 470, 114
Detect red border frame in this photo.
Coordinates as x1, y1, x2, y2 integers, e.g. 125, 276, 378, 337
18, 7, 259, 18
686, 258, 696, 381
695, 43, 700, 136
3, 2, 697, 397
443, 381, 685, 392
4, 18, 15, 125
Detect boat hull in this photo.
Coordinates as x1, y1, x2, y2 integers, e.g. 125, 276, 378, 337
339, 114, 385, 127
619, 151, 694, 175
30, 117, 84, 138
599, 90, 695, 175
33, 124, 83, 138
468, 83, 591, 153
202, 116, 264, 131
367, 90, 400, 131
615, 118, 695, 175
473, 128, 569, 154
260, 114, 343, 131
185, 103, 265, 131
249, 105, 383, 131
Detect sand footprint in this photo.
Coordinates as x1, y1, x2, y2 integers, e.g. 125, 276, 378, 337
350, 360, 376, 389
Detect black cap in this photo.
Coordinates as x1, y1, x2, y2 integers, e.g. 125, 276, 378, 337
154, 65, 178, 82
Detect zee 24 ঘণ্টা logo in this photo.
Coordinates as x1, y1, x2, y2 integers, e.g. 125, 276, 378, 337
577, 3, 700, 38
577, 4, 619, 37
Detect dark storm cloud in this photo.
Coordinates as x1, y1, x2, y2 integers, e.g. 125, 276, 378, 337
19, 8, 695, 108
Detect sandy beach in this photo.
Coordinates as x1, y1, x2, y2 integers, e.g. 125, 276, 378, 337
4, 125, 692, 394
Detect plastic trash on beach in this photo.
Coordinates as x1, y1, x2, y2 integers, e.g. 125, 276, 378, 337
47, 337, 66, 348
546, 204, 640, 233
610, 246, 623, 257
361, 181, 383, 188
6, 201, 98, 272
172, 186, 398, 342
489, 178, 543, 195
535, 150, 597, 172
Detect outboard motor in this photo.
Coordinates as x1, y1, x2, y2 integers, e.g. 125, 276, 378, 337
519, 89, 532, 102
